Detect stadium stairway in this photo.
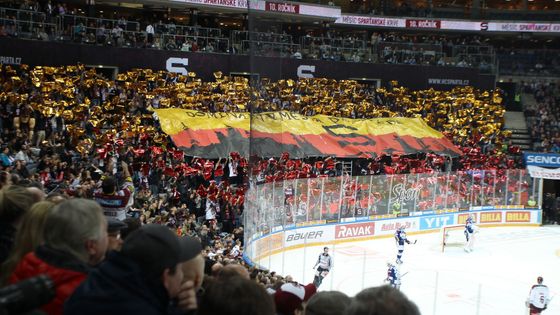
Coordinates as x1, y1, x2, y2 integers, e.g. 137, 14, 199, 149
504, 110, 532, 151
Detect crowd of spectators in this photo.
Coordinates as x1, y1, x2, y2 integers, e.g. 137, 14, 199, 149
498, 50, 560, 77
0, 60, 522, 313
524, 80, 560, 152
0, 64, 520, 189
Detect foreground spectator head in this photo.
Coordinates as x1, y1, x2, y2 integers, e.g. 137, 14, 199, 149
106, 218, 127, 252
44, 198, 108, 266
0, 185, 38, 264
0, 201, 55, 285
180, 236, 204, 290
65, 224, 199, 315
198, 276, 276, 315
218, 263, 250, 280
209, 261, 224, 276
344, 285, 420, 315
26, 186, 46, 203
120, 224, 197, 295
304, 291, 351, 315
8, 199, 106, 315
0, 171, 11, 189
101, 176, 117, 194
0, 185, 36, 226
45, 192, 68, 204
274, 282, 317, 315
121, 217, 142, 240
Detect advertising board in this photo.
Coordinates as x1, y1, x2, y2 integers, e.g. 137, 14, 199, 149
335, 222, 375, 239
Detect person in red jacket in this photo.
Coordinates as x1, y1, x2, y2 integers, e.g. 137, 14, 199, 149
9, 198, 108, 315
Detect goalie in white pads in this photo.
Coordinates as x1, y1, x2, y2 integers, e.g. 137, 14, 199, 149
527, 276, 551, 315
386, 262, 401, 290
464, 215, 478, 252
313, 247, 333, 288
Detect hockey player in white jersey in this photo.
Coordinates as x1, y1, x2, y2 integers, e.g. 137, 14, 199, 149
313, 247, 333, 288
464, 215, 478, 253
526, 276, 551, 314
386, 262, 401, 290
394, 227, 414, 264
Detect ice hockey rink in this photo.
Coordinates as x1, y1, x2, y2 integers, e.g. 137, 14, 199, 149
254, 225, 560, 315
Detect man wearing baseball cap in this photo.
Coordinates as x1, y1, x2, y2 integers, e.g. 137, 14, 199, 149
65, 224, 201, 315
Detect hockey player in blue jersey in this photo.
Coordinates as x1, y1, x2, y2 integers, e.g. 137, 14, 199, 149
394, 227, 415, 264
386, 262, 401, 290
464, 216, 474, 241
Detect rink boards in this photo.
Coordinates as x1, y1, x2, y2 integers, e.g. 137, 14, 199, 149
243, 207, 542, 266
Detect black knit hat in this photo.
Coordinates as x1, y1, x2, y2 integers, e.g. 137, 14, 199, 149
121, 224, 201, 278
107, 217, 127, 233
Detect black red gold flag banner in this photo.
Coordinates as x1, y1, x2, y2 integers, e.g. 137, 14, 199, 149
155, 109, 462, 158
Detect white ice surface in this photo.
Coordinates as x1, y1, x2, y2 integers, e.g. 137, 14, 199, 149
255, 226, 560, 315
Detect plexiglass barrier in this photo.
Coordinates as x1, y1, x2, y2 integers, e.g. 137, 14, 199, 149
244, 169, 540, 243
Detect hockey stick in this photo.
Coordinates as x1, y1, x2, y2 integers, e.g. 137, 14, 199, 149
400, 272, 409, 278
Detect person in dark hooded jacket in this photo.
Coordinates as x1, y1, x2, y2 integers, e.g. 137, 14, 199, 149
64, 224, 199, 315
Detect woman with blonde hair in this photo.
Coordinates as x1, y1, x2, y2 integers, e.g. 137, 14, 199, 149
0, 201, 55, 285
0, 185, 36, 264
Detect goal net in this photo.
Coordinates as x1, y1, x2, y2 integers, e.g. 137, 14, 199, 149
441, 225, 467, 253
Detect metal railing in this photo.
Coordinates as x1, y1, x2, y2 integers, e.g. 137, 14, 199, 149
452, 45, 494, 57
0, 7, 46, 23
300, 36, 367, 51
454, 53, 496, 73
172, 25, 223, 38
497, 50, 560, 76
240, 40, 301, 57
377, 47, 445, 66
163, 34, 230, 53
70, 26, 145, 47
69, 26, 231, 53
376, 41, 443, 54
0, 17, 57, 40
58, 14, 140, 32
303, 45, 372, 63
231, 30, 293, 47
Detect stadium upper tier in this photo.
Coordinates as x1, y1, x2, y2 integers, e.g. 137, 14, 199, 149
1, 1, 559, 76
